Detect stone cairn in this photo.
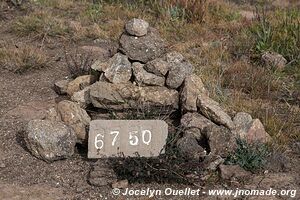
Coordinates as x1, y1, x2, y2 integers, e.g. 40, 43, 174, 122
25, 18, 271, 169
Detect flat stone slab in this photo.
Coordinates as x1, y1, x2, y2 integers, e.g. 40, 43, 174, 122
88, 120, 168, 158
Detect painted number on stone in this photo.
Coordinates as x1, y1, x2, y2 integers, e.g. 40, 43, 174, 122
95, 130, 152, 149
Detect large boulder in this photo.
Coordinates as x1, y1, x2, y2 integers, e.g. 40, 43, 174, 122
139, 86, 179, 110
90, 82, 179, 111
66, 75, 97, 96
57, 100, 91, 143
104, 53, 132, 84
125, 18, 149, 37
180, 74, 208, 112
119, 27, 167, 63
196, 94, 235, 129
24, 120, 76, 162
233, 112, 271, 143
132, 62, 165, 86
90, 82, 140, 110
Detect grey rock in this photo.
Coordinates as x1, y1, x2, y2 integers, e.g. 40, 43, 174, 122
180, 74, 208, 112
104, 53, 132, 84
119, 28, 166, 63
219, 164, 251, 180
24, 120, 76, 162
203, 125, 236, 158
57, 100, 91, 143
244, 119, 271, 143
177, 135, 207, 161
90, 82, 179, 111
71, 86, 92, 108
181, 112, 214, 140
54, 79, 71, 95
144, 57, 170, 76
184, 128, 203, 141
233, 112, 253, 132
90, 82, 140, 110
125, 18, 149, 37
203, 155, 225, 171
132, 62, 165, 86
166, 61, 194, 89
139, 86, 179, 110
91, 60, 109, 72
262, 51, 287, 70
166, 51, 184, 63
233, 112, 271, 144
66, 75, 97, 96
45, 107, 61, 122
197, 94, 234, 129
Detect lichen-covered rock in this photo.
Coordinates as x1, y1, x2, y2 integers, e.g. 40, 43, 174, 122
91, 60, 109, 73
166, 61, 193, 89
24, 120, 76, 162
132, 62, 165, 86
66, 75, 96, 96
119, 28, 166, 63
181, 112, 214, 140
165, 51, 184, 63
44, 107, 61, 122
57, 100, 91, 143
103, 53, 132, 84
125, 18, 149, 37
181, 75, 208, 112
203, 125, 236, 158
90, 82, 140, 110
144, 57, 170, 76
139, 86, 179, 110
90, 82, 179, 111
197, 94, 235, 129
71, 86, 92, 108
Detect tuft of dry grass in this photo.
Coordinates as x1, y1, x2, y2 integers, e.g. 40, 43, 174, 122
0, 45, 49, 73
32, 0, 75, 10
11, 10, 69, 39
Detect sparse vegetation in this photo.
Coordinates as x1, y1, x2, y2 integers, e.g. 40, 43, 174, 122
226, 139, 270, 172
12, 10, 69, 39
0, 45, 49, 73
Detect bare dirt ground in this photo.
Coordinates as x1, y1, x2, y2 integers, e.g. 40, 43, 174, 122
0, 1, 299, 200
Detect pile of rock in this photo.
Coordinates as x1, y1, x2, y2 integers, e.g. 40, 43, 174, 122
24, 18, 271, 169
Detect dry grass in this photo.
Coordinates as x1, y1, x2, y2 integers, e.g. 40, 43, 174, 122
11, 10, 69, 40
0, 45, 49, 73
32, 0, 75, 10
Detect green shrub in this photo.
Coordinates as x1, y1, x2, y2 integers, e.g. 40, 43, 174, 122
225, 139, 270, 172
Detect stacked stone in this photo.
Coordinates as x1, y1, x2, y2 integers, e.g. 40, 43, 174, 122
25, 18, 271, 164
